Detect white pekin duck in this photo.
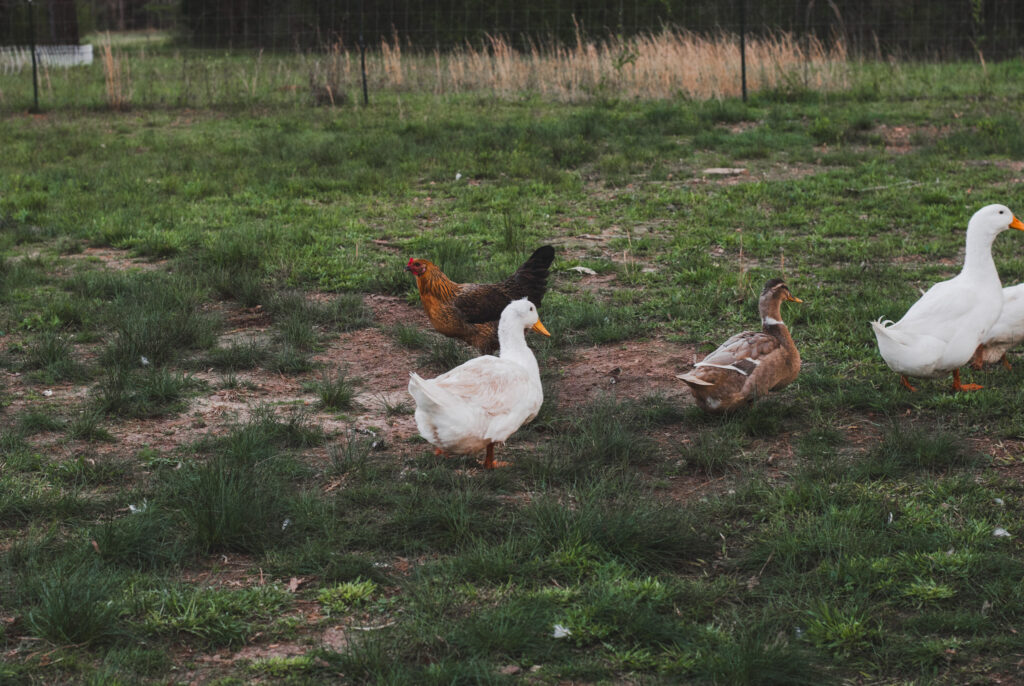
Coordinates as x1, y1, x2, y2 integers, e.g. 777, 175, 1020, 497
972, 283, 1024, 371
408, 298, 550, 469
871, 204, 1024, 392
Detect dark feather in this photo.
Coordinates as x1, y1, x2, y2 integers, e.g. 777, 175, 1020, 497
456, 245, 555, 324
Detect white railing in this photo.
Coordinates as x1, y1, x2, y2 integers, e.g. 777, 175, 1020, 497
0, 45, 94, 75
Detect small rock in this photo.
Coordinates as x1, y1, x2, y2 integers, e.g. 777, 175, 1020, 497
702, 167, 748, 176
552, 624, 571, 639
994, 528, 1011, 538
499, 665, 521, 675
568, 266, 597, 275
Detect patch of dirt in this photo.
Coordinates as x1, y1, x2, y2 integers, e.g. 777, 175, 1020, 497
874, 123, 951, 154
62, 246, 165, 272
557, 337, 696, 405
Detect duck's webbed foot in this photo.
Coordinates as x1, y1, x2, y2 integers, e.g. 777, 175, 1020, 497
899, 375, 918, 392
952, 369, 983, 392
481, 443, 510, 469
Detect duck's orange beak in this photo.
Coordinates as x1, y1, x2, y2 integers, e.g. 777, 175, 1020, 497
786, 293, 803, 303
1010, 215, 1024, 231
531, 320, 551, 337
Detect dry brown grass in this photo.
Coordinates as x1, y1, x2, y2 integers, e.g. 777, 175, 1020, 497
362, 29, 849, 100
101, 37, 132, 110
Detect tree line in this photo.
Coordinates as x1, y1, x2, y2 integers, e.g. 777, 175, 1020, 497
2, 0, 1022, 60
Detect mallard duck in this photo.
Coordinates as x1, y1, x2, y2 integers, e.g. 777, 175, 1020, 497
407, 298, 550, 469
677, 279, 802, 412
971, 283, 1024, 371
871, 204, 1024, 392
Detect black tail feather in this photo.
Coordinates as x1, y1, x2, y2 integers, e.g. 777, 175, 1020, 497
508, 245, 555, 306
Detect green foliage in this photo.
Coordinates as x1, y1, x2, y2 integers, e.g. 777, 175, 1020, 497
23, 560, 123, 645
309, 367, 359, 410
133, 584, 292, 648
318, 579, 378, 615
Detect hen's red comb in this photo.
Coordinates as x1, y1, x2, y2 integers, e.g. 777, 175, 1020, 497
407, 257, 415, 266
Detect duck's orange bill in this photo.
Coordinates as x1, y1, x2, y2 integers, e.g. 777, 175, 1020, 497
1011, 216, 1024, 231
531, 320, 551, 337
786, 294, 803, 303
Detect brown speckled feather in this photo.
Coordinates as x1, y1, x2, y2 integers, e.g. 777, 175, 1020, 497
678, 279, 802, 412
411, 246, 555, 353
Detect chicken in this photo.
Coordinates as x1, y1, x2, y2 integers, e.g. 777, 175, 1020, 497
405, 245, 555, 353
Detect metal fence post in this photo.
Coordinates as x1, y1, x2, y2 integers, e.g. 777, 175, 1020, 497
359, 3, 368, 106
359, 31, 368, 106
28, 0, 40, 113
739, 0, 747, 102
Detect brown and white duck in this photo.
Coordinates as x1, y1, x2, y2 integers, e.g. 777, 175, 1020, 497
677, 279, 802, 412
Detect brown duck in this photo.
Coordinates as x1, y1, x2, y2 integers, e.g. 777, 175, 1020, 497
405, 246, 555, 354
677, 279, 802, 412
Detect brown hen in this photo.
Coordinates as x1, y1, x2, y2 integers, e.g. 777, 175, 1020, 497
405, 245, 555, 353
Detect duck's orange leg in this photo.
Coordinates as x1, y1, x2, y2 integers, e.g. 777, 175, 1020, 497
434, 447, 450, 458
481, 443, 510, 469
1002, 355, 1013, 371
952, 369, 984, 392
900, 375, 918, 392
970, 345, 986, 371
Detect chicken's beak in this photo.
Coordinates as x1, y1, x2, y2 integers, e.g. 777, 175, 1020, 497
1010, 215, 1024, 231
531, 320, 551, 337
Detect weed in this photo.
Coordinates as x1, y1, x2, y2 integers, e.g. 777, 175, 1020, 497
419, 336, 474, 372
205, 339, 268, 371
268, 344, 313, 374
95, 367, 199, 418
133, 584, 292, 648
23, 560, 122, 645
391, 323, 432, 349
318, 579, 378, 615
24, 331, 86, 382
17, 409, 65, 435
676, 431, 744, 476
66, 408, 114, 441
309, 367, 359, 410
855, 423, 979, 479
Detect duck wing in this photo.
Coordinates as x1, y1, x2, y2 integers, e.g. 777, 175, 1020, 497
432, 356, 534, 415
694, 331, 780, 376
888, 278, 981, 342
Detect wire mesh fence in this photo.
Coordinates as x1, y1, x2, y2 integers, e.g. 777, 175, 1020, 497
0, 0, 1022, 112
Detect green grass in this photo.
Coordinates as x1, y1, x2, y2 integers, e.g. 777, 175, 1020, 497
2, 57, 1024, 684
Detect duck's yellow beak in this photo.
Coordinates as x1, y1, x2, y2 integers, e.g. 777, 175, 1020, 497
1010, 215, 1024, 231
531, 320, 551, 337
786, 294, 803, 303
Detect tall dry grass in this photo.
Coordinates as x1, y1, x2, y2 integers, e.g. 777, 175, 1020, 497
371, 29, 849, 100
101, 38, 132, 109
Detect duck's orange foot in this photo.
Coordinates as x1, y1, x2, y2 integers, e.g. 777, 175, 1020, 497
954, 383, 984, 392
900, 375, 918, 392
433, 447, 450, 458
1002, 355, 1013, 372
952, 369, 983, 392
482, 460, 511, 469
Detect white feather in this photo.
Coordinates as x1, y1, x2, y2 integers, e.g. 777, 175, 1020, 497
871, 205, 1020, 378
408, 299, 544, 456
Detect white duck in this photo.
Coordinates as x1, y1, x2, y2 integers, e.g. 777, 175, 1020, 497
973, 283, 1024, 370
408, 298, 550, 469
871, 204, 1024, 391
